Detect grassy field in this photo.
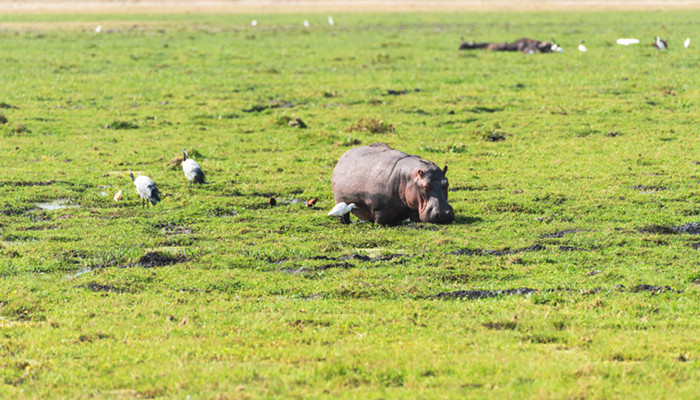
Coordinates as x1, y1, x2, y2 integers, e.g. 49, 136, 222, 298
1, 10, 699, 399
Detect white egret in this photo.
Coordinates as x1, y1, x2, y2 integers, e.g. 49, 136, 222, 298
684, 38, 690, 48
129, 172, 160, 208
616, 38, 640, 46
251, 20, 258, 27
303, 20, 310, 28
328, 16, 334, 26
578, 40, 587, 52
328, 202, 357, 217
182, 149, 205, 187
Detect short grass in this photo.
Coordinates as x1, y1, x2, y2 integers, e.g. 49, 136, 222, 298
1, 10, 699, 399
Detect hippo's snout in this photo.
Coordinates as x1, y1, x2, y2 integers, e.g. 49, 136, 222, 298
422, 203, 454, 224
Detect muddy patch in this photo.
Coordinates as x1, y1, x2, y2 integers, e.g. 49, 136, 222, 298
630, 185, 668, 193
639, 222, 700, 235
450, 244, 585, 256
242, 99, 294, 113
630, 284, 681, 294
450, 244, 546, 257
279, 253, 407, 274
385, 88, 420, 96
158, 223, 193, 235
436, 287, 538, 300
0, 180, 74, 187
137, 251, 188, 268
2, 234, 38, 244
76, 282, 128, 293
468, 106, 503, 113
541, 229, 589, 238
673, 222, 700, 234
1, 205, 32, 216
483, 321, 518, 330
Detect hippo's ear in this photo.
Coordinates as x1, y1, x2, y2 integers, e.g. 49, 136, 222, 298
443, 165, 448, 175
417, 169, 424, 179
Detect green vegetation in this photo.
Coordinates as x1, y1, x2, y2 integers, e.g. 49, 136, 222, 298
1, 10, 699, 398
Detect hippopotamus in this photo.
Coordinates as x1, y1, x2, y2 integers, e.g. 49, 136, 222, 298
331, 143, 455, 225
459, 37, 562, 54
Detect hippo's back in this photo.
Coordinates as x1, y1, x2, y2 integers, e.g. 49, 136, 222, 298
332, 143, 410, 196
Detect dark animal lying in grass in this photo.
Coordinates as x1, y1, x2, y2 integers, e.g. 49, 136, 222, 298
331, 142, 454, 225
459, 37, 562, 54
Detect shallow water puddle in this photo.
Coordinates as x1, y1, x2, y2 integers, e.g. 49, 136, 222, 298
35, 198, 77, 210
65, 267, 93, 279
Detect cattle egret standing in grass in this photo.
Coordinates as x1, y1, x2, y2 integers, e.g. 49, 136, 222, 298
251, 20, 258, 27
129, 172, 160, 208
328, 202, 357, 217
684, 38, 690, 48
578, 40, 587, 52
95, 25, 102, 33
113, 190, 123, 201
304, 20, 310, 28
328, 16, 334, 26
328, 202, 357, 224
654, 36, 667, 50
182, 149, 205, 187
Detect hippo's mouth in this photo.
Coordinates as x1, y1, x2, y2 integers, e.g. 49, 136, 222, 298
419, 206, 455, 224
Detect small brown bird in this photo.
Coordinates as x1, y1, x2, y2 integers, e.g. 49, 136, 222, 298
306, 198, 318, 207
269, 197, 277, 206
113, 190, 123, 201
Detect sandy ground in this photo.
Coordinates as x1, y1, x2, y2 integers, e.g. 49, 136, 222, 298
1, 0, 700, 14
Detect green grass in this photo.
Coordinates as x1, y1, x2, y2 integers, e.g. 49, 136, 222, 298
1, 10, 699, 398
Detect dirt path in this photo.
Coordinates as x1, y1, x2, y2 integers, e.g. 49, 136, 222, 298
1, 0, 700, 14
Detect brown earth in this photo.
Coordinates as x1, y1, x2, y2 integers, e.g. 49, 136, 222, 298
1, 0, 700, 14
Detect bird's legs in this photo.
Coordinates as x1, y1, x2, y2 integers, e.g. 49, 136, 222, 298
338, 214, 351, 224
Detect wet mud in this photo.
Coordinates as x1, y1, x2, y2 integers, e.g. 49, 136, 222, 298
436, 287, 538, 300
76, 282, 128, 293
158, 223, 193, 235
629, 284, 681, 294
137, 251, 188, 268
541, 229, 588, 238
639, 222, 700, 235
242, 100, 294, 113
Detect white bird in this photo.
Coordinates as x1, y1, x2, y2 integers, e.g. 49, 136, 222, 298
95, 25, 102, 33
113, 190, 123, 201
550, 44, 564, 53
129, 172, 160, 208
182, 149, 205, 187
251, 20, 258, 27
684, 37, 690, 48
328, 202, 357, 223
616, 38, 640, 46
328, 16, 334, 26
303, 20, 310, 28
654, 36, 667, 50
578, 40, 587, 52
